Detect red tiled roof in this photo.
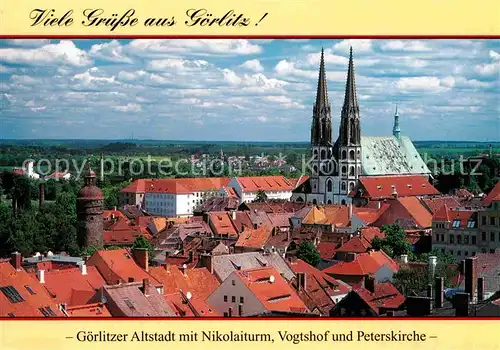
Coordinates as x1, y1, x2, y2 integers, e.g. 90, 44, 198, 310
356, 282, 405, 314
236, 176, 295, 193
421, 196, 461, 215
288, 176, 310, 189
352, 175, 439, 200
229, 211, 254, 233
104, 216, 152, 245
336, 236, 372, 254
121, 177, 230, 195
0, 261, 64, 317
323, 251, 398, 278
42, 266, 106, 306
397, 197, 433, 228
235, 225, 273, 250
433, 205, 476, 228
353, 204, 390, 225
86, 249, 161, 287
317, 242, 338, 260
484, 181, 500, 205
235, 266, 308, 313
359, 227, 385, 243
45, 171, 70, 180
208, 212, 238, 237
165, 292, 220, 317
66, 303, 111, 317
374, 197, 432, 229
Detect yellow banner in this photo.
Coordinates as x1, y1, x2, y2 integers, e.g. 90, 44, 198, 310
0, 320, 499, 350
0, 0, 499, 36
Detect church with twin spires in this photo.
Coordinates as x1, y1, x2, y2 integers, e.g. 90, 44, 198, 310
291, 48, 431, 205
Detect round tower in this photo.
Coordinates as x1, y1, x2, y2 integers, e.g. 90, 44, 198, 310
77, 165, 104, 249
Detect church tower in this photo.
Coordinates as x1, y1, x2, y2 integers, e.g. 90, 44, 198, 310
393, 106, 401, 140
335, 47, 362, 203
308, 48, 337, 204
77, 165, 104, 249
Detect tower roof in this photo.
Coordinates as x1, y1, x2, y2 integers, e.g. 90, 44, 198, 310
84, 164, 96, 178
314, 48, 329, 111
342, 47, 360, 115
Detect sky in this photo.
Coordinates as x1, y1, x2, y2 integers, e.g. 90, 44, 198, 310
0, 39, 499, 142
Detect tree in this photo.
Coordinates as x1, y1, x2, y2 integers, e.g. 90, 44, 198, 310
393, 263, 458, 296
254, 190, 268, 202
132, 236, 155, 262
297, 241, 321, 267
372, 224, 412, 258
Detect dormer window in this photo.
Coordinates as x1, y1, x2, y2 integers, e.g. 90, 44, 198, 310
452, 220, 461, 228
467, 220, 476, 228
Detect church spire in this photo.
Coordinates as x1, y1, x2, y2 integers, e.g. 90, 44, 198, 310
393, 105, 401, 139
342, 47, 360, 118
338, 47, 361, 146
311, 48, 332, 146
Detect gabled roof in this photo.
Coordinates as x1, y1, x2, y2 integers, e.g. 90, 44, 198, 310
317, 242, 338, 260
208, 212, 238, 237
433, 206, 477, 228
353, 204, 390, 225
288, 176, 310, 189
235, 176, 295, 193
212, 252, 295, 282
359, 227, 385, 243
352, 175, 438, 200
66, 303, 111, 317
229, 211, 254, 233
322, 251, 398, 280
235, 225, 273, 250
86, 249, 161, 287
421, 196, 461, 214
374, 197, 432, 229
0, 260, 64, 317
165, 292, 220, 317
234, 266, 309, 313
355, 282, 405, 314
42, 266, 106, 306
121, 177, 230, 194
483, 181, 500, 205
336, 236, 372, 254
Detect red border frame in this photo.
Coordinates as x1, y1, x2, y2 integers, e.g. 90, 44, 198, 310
1, 317, 500, 320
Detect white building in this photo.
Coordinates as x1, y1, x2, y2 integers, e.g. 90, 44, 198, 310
228, 176, 294, 203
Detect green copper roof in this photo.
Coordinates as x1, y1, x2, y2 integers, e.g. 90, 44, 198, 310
361, 136, 431, 176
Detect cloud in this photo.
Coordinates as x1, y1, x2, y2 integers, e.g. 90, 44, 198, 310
148, 58, 210, 71
89, 40, 133, 63
72, 69, 116, 86
0, 40, 91, 66
257, 116, 268, 123
265, 95, 305, 109
240, 59, 264, 72
334, 39, 373, 54
7, 39, 51, 47
475, 52, 500, 76
274, 60, 317, 79
395, 76, 452, 92
380, 40, 431, 52
222, 69, 288, 93
112, 103, 142, 112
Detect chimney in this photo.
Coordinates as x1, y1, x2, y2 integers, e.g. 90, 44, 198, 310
228, 307, 233, 318
199, 253, 213, 273
39, 182, 45, 210
37, 269, 45, 284
477, 277, 485, 302
465, 257, 477, 301
428, 255, 437, 277
454, 292, 469, 317
231, 210, 236, 220
296, 272, 306, 291
434, 277, 444, 308
348, 203, 353, 219
340, 237, 345, 247
133, 248, 149, 272
10, 252, 22, 271
60, 303, 67, 313
399, 254, 408, 264
142, 278, 151, 296
188, 251, 194, 262
238, 304, 243, 316
180, 264, 188, 277
287, 229, 291, 242
80, 263, 87, 275
364, 275, 375, 293
406, 296, 432, 316
346, 252, 357, 262
377, 201, 381, 210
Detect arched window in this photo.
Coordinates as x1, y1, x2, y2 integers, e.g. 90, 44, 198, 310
312, 199, 317, 205
327, 179, 333, 192
313, 149, 318, 160
349, 182, 355, 191
341, 199, 346, 205
357, 149, 361, 159
321, 149, 326, 159
342, 166, 347, 176
313, 165, 318, 175
327, 200, 332, 204
349, 166, 355, 176
342, 150, 347, 159
341, 182, 346, 191
349, 150, 355, 160
296, 196, 304, 202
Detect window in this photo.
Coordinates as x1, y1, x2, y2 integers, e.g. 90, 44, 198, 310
224, 295, 228, 302
491, 232, 495, 242
482, 232, 486, 241
452, 220, 461, 228
349, 167, 354, 176
349, 150, 355, 160
482, 216, 486, 225
231, 280, 235, 286
232, 296, 236, 303
441, 248, 445, 253
24, 285, 35, 295
467, 220, 476, 228
465, 251, 468, 256
223, 312, 228, 317
7, 313, 14, 317
240, 296, 244, 304
464, 236, 469, 244
490, 249, 496, 254
457, 235, 462, 244
450, 250, 454, 255
441, 234, 445, 241
457, 251, 461, 256
341, 182, 346, 191
123, 299, 136, 310
450, 235, 454, 244
491, 217, 496, 226
39, 307, 57, 317
0, 286, 24, 303
472, 236, 477, 244
327, 179, 332, 192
